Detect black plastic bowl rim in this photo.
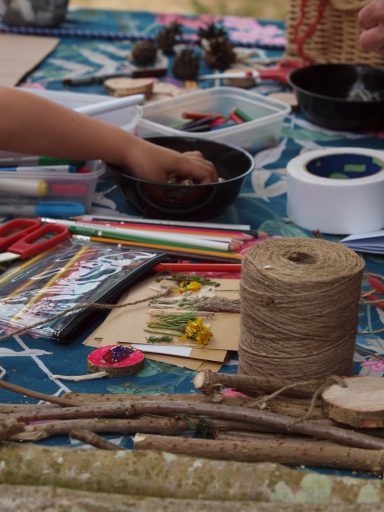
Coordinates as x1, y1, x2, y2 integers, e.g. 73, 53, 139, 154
288, 63, 384, 104
116, 136, 255, 186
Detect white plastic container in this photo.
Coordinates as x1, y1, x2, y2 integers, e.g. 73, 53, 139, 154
0, 162, 105, 214
136, 87, 290, 153
22, 88, 142, 133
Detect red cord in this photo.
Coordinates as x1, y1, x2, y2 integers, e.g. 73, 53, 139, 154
293, 0, 328, 62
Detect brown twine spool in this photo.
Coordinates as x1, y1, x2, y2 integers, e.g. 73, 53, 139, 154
239, 238, 365, 380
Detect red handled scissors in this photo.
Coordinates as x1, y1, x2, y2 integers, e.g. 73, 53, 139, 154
0, 218, 69, 263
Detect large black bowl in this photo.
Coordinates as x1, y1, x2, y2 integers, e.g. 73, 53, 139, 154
109, 136, 254, 220
288, 63, 384, 132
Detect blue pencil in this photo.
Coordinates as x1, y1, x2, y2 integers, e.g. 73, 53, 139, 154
0, 156, 85, 167
0, 164, 79, 173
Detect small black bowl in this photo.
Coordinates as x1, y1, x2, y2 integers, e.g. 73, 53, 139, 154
109, 136, 255, 220
288, 63, 384, 132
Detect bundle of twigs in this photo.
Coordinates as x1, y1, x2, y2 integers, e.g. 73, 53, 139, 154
1, 377, 384, 474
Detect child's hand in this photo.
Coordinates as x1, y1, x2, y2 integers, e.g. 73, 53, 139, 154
127, 140, 218, 184
358, 0, 384, 55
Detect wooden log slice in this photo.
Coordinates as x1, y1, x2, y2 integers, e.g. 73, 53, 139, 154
321, 376, 384, 428
87, 344, 144, 376
104, 77, 154, 98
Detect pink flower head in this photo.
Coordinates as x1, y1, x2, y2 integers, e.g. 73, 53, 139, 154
361, 358, 384, 372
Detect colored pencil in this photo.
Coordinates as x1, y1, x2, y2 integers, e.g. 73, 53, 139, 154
11, 245, 89, 322
152, 263, 242, 272
78, 220, 253, 241
42, 219, 233, 252
0, 247, 56, 289
76, 214, 252, 232
87, 236, 243, 260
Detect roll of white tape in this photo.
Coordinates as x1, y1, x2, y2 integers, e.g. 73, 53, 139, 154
287, 147, 384, 235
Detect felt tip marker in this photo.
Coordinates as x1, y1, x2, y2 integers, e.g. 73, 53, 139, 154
0, 156, 86, 167
0, 201, 85, 217
0, 178, 48, 196
0, 164, 79, 173
64, 67, 167, 86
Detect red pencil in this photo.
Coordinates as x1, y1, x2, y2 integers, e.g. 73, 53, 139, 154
182, 111, 223, 120
152, 263, 242, 273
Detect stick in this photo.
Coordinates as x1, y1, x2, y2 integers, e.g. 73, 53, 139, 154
0, 418, 24, 440
134, 433, 384, 473
62, 392, 255, 406
193, 371, 321, 398
2, 444, 384, 502
5, 402, 135, 423
12, 415, 285, 442
0, 380, 78, 407
0, 484, 319, 512
129, 400, 384, 450
7, 399, 384, 450
0, 403, 60, 414
69, 429, 121, 450
62, 391, 325, 419
268, 397, 325, 419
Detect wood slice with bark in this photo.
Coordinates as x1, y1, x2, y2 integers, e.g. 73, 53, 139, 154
322, 376, 384, 428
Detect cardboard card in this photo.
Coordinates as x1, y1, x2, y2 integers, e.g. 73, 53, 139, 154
145, 353, 223, 372
0, 34, 59, 86
84, 276, 240, 352
131, 343, 228, 362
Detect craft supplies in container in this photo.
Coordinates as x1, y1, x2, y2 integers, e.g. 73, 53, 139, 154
0, 160, 105, 215
136, 87, 290, 153
108, 136, 254, 221
0, 238, 164, 343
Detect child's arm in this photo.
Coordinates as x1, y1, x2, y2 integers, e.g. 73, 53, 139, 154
358, 0, 384, 55
0, 86, 217, 184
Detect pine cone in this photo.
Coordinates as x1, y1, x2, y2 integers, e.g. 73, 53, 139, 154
131, 40, 157, 65
156, 21, 182, 54
198, 23, 228, 43
172, 48, 200, 81
204, 36, 236, 71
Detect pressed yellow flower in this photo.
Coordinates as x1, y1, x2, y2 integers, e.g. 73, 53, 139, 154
186, 281, 202, 292
183, 318, 201, 338
180, 317, 213, 346
176, 280, 202, 294
195, 325, 213, 346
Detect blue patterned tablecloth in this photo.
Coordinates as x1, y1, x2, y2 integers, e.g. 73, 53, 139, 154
0, 9, 384, 468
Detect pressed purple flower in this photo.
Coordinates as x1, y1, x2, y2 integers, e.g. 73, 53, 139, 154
103, 345, 134, 364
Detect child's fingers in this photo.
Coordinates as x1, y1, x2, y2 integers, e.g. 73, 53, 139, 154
359, 25, 384, 52
357, 0, 383, 29
176, 154, 218, 184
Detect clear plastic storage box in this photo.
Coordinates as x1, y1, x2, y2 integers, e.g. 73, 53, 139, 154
24, 88, 142, 133
0, 161, 105, 216
136, 87, 291, 153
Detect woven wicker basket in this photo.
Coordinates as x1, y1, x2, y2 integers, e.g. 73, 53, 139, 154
285, 0, 384, 66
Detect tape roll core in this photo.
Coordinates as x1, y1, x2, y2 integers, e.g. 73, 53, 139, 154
287, 147, 384, 235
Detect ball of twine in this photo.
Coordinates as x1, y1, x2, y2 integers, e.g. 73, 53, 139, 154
239, 238, 365, 380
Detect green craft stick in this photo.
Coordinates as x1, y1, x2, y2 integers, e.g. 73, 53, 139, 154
373, 157, 384, 168
344, 164, 366, 173
329, 172, 349, 179
233, 107, 253, 122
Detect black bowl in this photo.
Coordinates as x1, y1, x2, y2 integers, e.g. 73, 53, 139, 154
288, 63, 384, 132
109, 136, 254, 220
